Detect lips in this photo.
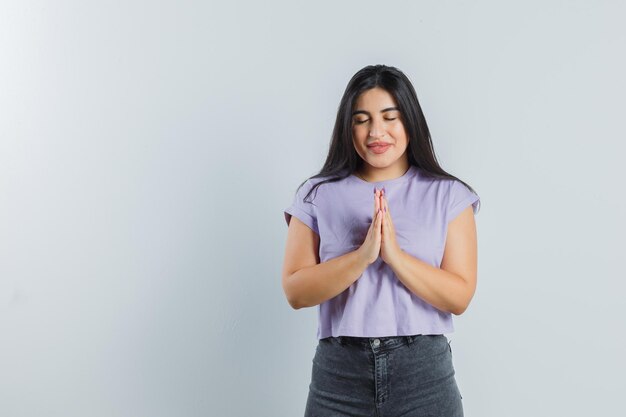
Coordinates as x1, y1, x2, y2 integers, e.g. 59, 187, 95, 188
367, 142, 392, 154
367, 141, 392, 147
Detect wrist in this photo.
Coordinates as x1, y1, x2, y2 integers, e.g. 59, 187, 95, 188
387, 248, 405, 269
354, 247, 372, 269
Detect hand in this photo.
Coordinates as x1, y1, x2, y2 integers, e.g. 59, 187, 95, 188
356, 188, 384, 265
379, 188, 404, 266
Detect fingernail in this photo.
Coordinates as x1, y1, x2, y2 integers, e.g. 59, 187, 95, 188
382, 187, 386, 195
373, 187, 377, 194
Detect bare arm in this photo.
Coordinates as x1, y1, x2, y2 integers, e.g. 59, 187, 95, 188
386, 205, 478, 315
282, 216, 369, 309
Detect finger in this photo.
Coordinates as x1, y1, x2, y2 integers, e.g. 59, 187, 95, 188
374, 189, 381, 211
382, 206, 388, 242
380, 196, 388, 231
383, 208, 391, 235
373, 188, 379, 220
382, 196, 391, 226
384, 195, 389, 216
385, 200, 391, 221
378, 194, 384, 223
371, 209, 378, 236
383, 195, 390, 216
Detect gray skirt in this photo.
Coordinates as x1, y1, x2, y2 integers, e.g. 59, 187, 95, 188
304, 334, 464, 417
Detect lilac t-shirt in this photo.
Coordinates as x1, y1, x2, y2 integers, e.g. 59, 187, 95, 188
283, 165, 480, 339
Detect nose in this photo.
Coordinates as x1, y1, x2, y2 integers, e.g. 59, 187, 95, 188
369, 121, 386, 138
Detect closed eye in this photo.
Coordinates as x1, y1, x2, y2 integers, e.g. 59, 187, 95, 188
355, 118, 397, 124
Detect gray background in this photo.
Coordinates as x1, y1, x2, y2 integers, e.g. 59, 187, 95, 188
1, 1, 624, 416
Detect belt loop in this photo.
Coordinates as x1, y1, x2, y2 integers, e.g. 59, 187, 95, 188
406, 335, 414, 345
337, 336, 345, 345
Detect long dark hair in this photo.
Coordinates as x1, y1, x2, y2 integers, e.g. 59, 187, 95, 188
296, 64, 480, 212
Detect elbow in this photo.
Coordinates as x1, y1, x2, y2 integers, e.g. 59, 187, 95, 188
451, 296, 472, 316
283, 273, 300, 310
283, 281, 305, 310
451, 304, 467, 316
451, 278, 475, 315
287, 297, 303, 310
283, 271, 318, 310
284, 287, 302, 310
289, 294, 313, 310
286, 293, 313, 310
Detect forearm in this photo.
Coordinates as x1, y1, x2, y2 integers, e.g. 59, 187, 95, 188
388, 250, 472, 315
286, 249, 369, 309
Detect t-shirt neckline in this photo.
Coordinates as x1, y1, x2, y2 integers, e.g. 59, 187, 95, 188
349, 165, 416, 187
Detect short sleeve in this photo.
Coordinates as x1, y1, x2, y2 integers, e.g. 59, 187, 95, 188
446, 180, 480, 224
284, 179, 319, 235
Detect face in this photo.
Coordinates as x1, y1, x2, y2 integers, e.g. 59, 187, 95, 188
351, 87, 409, 173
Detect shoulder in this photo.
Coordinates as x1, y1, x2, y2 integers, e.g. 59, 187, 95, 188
415, 169, 472, 194
303, 173, 351, 193
444, 178, 480, 222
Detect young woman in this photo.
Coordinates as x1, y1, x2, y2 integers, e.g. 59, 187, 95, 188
282, 64, 480, 417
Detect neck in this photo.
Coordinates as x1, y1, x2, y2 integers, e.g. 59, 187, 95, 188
356, 161, 410, 183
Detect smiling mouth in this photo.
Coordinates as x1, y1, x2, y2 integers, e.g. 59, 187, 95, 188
368, 143, 392, 154
367, 141, 392, 147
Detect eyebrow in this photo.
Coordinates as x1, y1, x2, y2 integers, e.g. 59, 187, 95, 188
352, 107, 399, 116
